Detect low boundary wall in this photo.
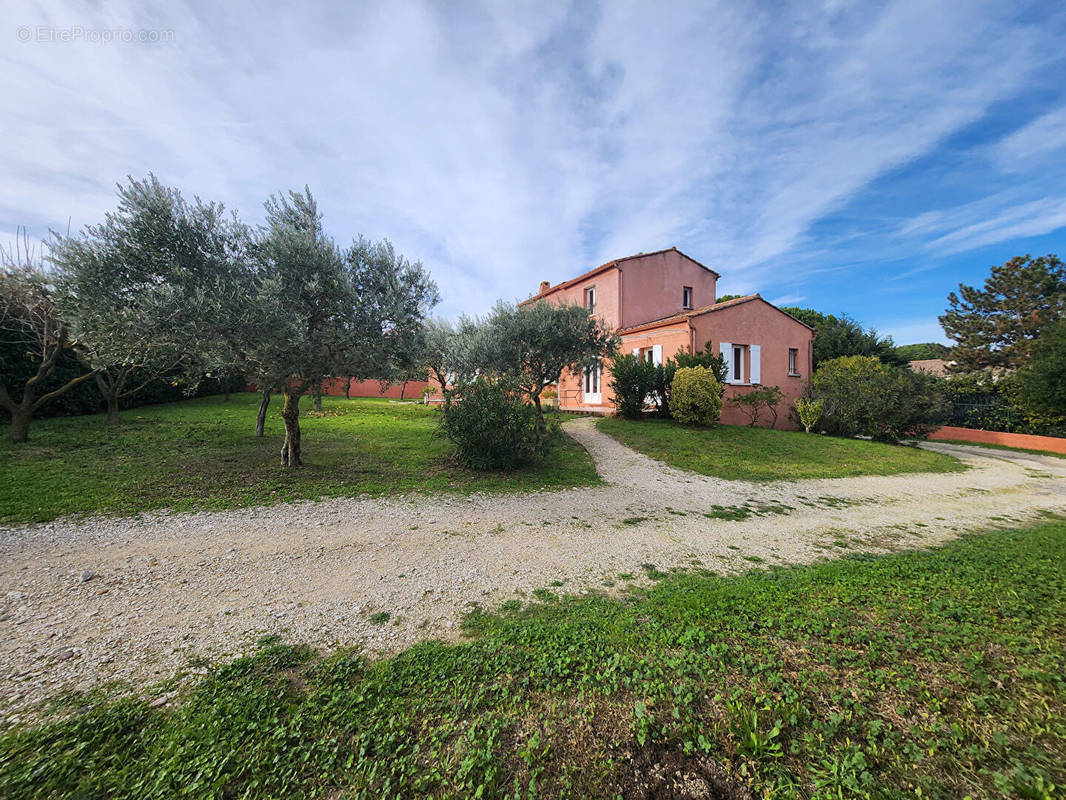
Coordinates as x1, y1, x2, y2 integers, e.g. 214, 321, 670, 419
929, 425, 1066, 455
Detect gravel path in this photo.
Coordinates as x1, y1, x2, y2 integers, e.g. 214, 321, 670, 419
2, 419, 1065, 721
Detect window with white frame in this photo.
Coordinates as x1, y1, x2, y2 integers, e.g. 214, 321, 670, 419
583, 364, 600, 394
731, 344, 744, 383
682, 286, 693, 309
584, 286, 596, 312
788, 348, 799, 376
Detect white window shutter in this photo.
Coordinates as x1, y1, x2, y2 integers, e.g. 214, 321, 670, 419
652, 344, 663, 365
750, 345, 761, 384
632, 347, 641, 357
719, 342, 732, 383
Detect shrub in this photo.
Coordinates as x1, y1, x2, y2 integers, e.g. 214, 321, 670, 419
811, 356, 948, 443
729, 385, 784, 427
670, 366, 723, 425
608, 355, 657, 419
794, 397, 823, 433
439, 377, 551, 470
1019, 318, 1066, 417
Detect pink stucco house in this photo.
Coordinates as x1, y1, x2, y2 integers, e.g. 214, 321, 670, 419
522, 247, 814, 427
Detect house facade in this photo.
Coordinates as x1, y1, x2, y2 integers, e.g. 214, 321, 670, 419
523, 247, 814, 428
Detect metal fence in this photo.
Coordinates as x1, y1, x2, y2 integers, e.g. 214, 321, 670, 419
950, 401, 1066, 438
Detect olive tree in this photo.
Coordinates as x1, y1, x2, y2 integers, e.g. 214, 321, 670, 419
241, 189, 437, 466
0, 251, 96, 442
478, 300, 617, 434
51, 175, 250, 424
335, 236, 439, 404
420, 316, 486, 407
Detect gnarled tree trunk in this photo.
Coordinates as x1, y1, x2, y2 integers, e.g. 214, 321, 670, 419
280, 388, 302, 467
344, 377, 352, 400
8, 407, 32, 443
95, 373, 122, 425
532, 391, 547, 438
255, 389, 271, 437
313, 382, 323, 412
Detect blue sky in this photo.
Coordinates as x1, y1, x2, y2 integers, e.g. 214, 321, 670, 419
3, 0, 1066, 344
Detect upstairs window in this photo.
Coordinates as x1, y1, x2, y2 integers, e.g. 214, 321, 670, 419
682, 286, 693, 309
584, 286, 596, 312
788, 348, 799, 376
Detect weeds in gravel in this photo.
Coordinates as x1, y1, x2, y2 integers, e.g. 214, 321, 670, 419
2, 520, 1063, 799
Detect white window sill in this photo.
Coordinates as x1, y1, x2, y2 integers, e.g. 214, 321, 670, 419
788, 372, 802, 378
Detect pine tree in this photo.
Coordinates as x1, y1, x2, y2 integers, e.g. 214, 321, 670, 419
939, 254, 1065, 371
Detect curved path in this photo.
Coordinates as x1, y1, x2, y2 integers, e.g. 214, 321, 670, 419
1, 419, 1064, 720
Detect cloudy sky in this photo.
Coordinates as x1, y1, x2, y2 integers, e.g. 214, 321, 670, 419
4, 0, 1066, 343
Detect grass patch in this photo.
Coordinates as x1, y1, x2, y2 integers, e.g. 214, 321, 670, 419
0, 394, 599, 524
934, 438, 1066, 459
2, 519, 1062, 798
596, 416, 963, 481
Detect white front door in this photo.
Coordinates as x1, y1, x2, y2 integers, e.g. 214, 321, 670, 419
582, 364, 602, 404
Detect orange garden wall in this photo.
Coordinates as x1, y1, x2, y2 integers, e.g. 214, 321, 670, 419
320, 378, 430, 399
929, 425, 1066, 455
247, 379, 430, 400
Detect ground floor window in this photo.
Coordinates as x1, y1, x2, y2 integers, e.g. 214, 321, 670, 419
583, 364, 601, 396
731, 345, 744, 383
788, 347, 799, 375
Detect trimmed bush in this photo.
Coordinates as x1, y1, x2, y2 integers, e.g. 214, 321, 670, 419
607, 354, 657, 419
811, 355, 948, 443
439, 377, 552, 470
670, 366, 723, 425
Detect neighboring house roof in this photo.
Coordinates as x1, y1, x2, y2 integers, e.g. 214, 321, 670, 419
908, 358, 951, 376
520, 246, 721, 305
617, 294, 816, 335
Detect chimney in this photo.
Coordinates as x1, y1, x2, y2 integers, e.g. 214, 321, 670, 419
539, 280, 550, 294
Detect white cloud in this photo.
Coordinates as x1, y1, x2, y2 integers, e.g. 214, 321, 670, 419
990, 107, 1066, 171
1, 0, 1063, 317
874, 318, 949, 346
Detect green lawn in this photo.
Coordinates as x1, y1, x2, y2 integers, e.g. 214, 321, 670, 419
597, 417, 963, 481
934, 438, 1066, 460
2, 519, 1063, 799
0, 394, 599, 524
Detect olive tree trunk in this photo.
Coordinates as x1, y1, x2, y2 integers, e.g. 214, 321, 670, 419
314, 384, 323, 412
95, 373, 123, 425
344, 378, 352, 400
255, 389, 271, 437
280, 388, 302, 467
7, 408, 32, 443
1, 358, 96, 443
532, 390, 548, 438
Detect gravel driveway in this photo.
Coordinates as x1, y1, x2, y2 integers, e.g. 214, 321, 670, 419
2, 418, 1065, 721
